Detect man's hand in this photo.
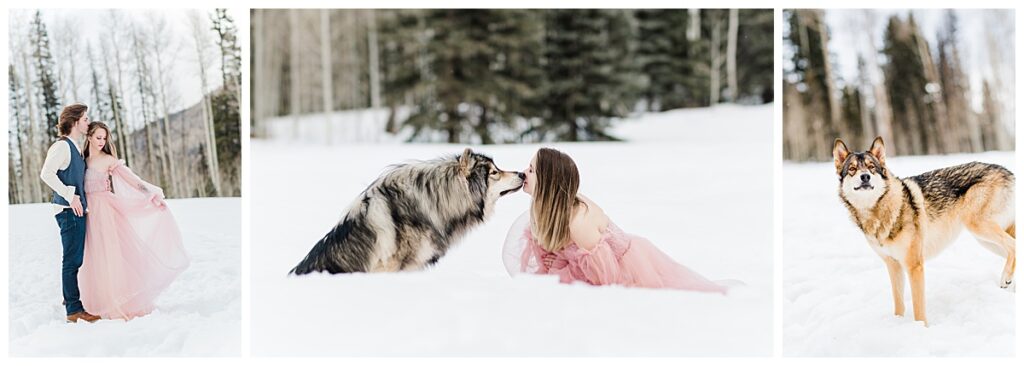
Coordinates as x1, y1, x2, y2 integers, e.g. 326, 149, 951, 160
70, 195, 84, 217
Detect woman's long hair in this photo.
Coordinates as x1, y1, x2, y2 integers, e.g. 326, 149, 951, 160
530, 148, 584, 252
83, 121, 118, 159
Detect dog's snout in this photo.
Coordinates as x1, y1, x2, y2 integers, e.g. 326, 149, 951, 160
517, 172, 525, 180
860, 173, 871, 182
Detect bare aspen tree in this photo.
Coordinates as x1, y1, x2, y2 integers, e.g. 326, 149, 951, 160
710, 17, 722, 105
290, 9, 302, 140
188, 9, 222, 196
129, 23, 160, 181
252, 9, 265, 138
106, 10, 135, 168
859, 10, 894, 153
983, 11, 1013, 151
11, 61, 32, 202
688, 9, 700, 41
19, 31, 45, 201
815, 12, 840, 133
321, 9, 334, 144
726, 9, 739, 103
54, 17, 83, 103
368, 9, 382, 119
148, 12, 182, 197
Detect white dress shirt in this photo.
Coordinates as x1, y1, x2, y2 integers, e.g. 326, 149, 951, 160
39, 137, 84, 214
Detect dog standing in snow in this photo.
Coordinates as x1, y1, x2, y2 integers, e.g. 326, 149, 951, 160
833, 137, 1015, 326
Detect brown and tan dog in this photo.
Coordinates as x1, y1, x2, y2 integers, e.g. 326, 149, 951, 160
833, 137, 1015, 326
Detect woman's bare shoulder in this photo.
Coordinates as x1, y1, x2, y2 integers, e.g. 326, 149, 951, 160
575, 195, 606, 222
88, 154, 118, 170
569, 195, 609, 250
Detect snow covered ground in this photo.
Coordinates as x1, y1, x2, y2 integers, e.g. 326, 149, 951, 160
783, 152, 1015, 356
8, 198, 241, 356
251, 104, 774, 356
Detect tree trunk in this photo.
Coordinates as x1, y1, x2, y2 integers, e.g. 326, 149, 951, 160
859, 10, 894, 154
320, 9, 334, 145
368, 9, 382, 110
816, 12, 841, 134
710, 18, 721, 105
726, 9, 739, 103
687, 9, 700, 41
252, 10, 264, 138
154, 59, 180, 197
20, 45, 44, 202
108, 11, 136, 168
189, 10, 222, 196
290, 9, 302, 140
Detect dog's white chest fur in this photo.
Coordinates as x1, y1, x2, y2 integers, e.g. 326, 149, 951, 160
866, 236, 907, 261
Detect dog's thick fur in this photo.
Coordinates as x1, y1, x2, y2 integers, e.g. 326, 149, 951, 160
833, 137, 1015, 326
291, 148, 524, 274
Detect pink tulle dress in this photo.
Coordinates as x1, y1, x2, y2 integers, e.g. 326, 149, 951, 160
79, 159, 190, 320
503, 211, 728, 293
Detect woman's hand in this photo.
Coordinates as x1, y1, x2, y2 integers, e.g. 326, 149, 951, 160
542, 253, 567, 269
543, 253, 556, 267
149, 194, 166, 208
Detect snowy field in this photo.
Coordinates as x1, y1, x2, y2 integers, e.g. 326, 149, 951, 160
251, 104, 773, 356
783, 152, 1015, 356
8, 198, 241, 356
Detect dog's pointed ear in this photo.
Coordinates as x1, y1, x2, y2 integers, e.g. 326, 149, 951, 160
459, 148, 474, 176
833, 138, 850, 172
869, 136, 886, 164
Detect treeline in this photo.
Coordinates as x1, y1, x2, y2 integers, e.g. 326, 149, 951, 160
783, 9, 1014, 161
8, 9, 241, 204
251, 9, 773, 143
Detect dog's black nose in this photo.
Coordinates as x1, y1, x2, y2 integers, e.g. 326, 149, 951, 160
860, 174, 871, 182
517, 172, 525, 180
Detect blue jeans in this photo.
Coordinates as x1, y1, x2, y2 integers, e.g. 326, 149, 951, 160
56, 209, 86, 315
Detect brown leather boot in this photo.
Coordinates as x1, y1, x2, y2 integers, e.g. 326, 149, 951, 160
66, 311, 100, 323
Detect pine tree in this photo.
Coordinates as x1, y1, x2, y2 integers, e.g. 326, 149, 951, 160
474, 9, 545, 144
211, 9, 242, 104
379, 9, 427, 134
210, 8, 242, 195
784, 9, 839, 161
9, 64, 28, 203
937, 10, 977, 153
536, 9, 636, 142
882, 14, 946, 155
30, 11, 61, 137
635, 9, 695, 110
398, 9, 545, 143
839, 85, 864, 145
736, 9, 774, 103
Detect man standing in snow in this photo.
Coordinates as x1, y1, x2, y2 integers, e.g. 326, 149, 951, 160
39, 103, 100, 323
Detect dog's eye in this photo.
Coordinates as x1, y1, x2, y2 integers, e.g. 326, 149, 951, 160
490, 170, 498, 176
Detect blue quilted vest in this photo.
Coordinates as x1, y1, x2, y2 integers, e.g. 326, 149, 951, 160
51, 138, 88, 212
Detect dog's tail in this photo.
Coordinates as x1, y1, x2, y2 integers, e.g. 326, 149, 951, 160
290, 218, 367, 275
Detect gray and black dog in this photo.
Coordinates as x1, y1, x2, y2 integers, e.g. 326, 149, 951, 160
291, 148, 524, 274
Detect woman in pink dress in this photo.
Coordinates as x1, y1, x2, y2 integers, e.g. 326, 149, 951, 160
78, 122, 190, 320
506, 147, 729, 293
